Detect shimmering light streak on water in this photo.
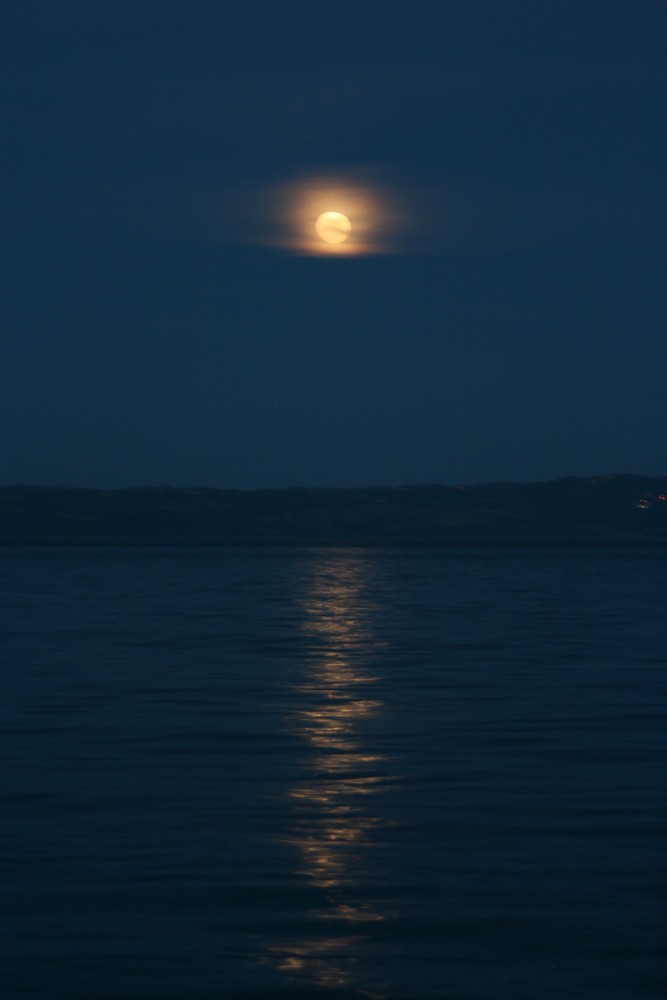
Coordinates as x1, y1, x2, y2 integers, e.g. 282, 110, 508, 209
269, 554, 392, 993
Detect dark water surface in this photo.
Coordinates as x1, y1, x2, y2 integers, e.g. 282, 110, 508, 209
2, 548, 666, 999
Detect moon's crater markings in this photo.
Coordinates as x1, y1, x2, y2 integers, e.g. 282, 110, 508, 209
315, 211, 352, 244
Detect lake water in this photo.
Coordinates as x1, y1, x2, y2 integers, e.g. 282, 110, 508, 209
2, 548, 666, 999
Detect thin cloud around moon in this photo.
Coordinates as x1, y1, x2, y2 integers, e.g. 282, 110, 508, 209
222, 168, 422, 257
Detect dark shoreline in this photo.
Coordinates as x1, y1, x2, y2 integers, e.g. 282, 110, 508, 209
2, 476, 666, 548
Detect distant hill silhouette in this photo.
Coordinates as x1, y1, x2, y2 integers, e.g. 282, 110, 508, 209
1, 476, 666, 547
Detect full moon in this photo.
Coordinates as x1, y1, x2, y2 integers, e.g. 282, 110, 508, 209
315, 211, 351, 244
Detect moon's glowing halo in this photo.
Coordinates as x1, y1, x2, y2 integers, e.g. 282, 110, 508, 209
291, 180, 377, 255
219, 169, 417, 255
250, 172, 407, 256
315, 211, 352, 244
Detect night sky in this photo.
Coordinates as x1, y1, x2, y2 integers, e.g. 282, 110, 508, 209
2, 1, 665, 489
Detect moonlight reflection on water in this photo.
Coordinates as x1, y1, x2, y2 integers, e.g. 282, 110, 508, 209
268, 554, 394, 996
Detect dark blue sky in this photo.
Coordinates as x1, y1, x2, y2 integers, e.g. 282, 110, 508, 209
2, 1, 665, 488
